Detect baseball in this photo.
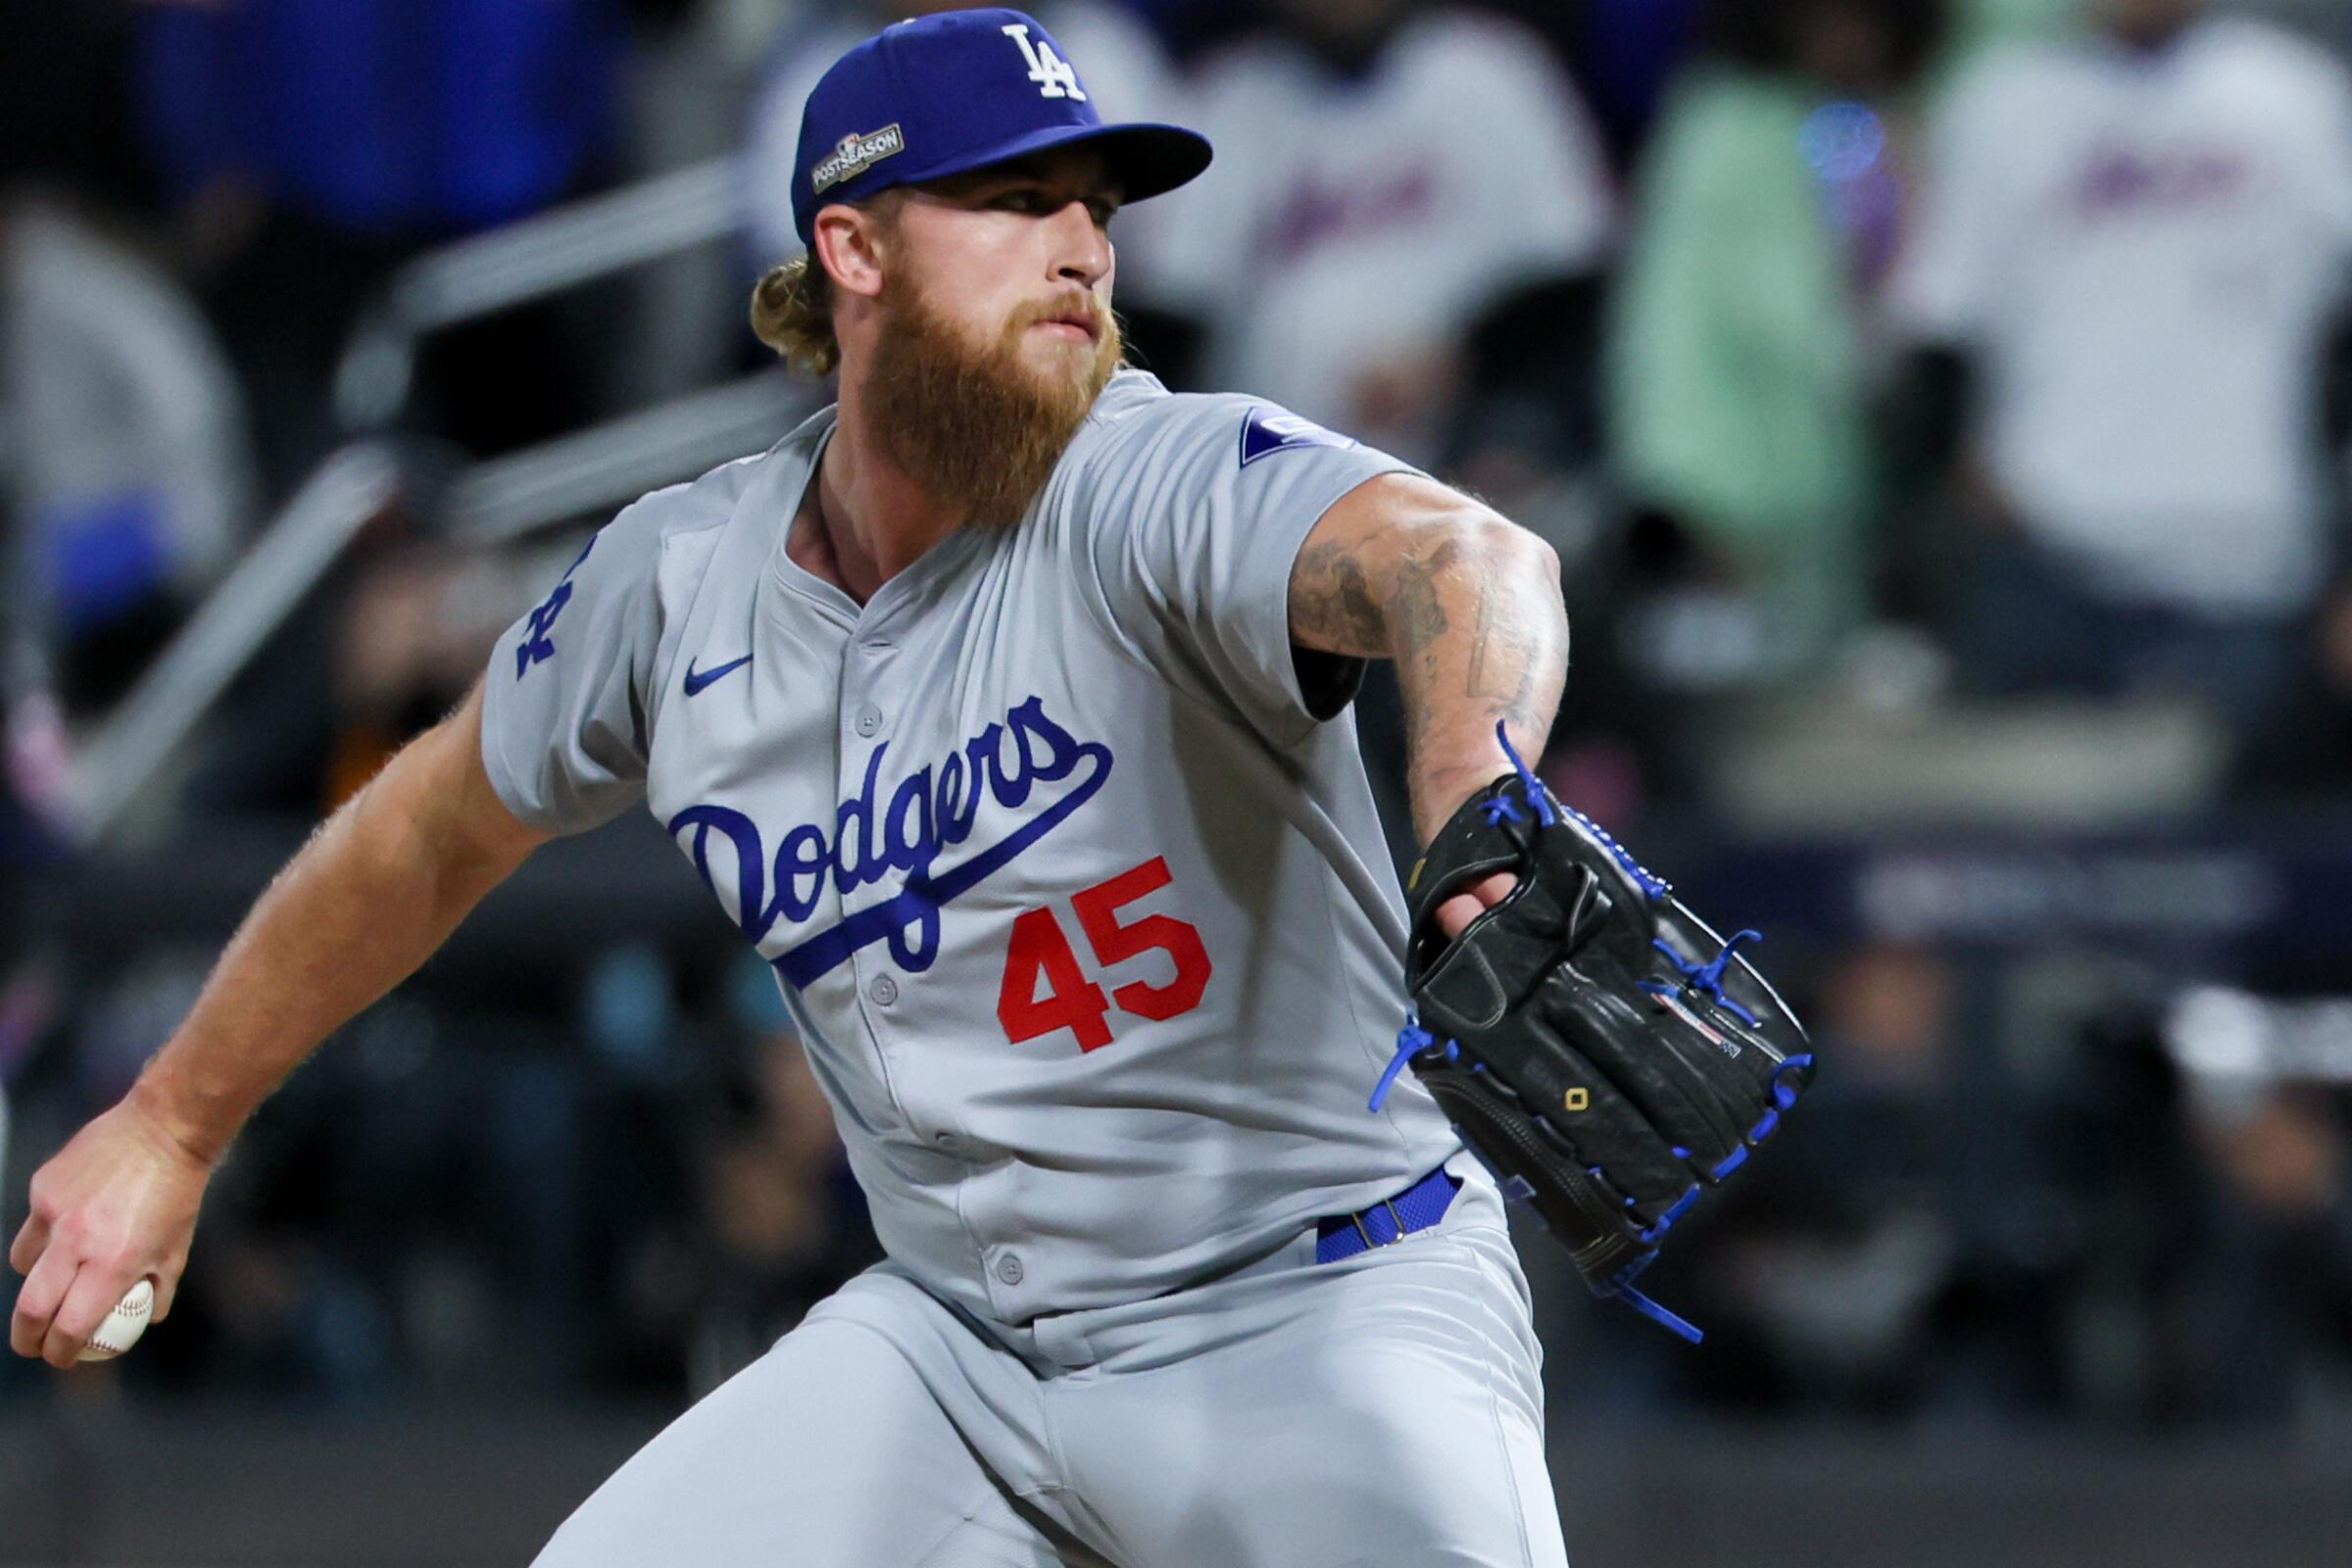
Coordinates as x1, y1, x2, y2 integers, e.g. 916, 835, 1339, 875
78, 1278, 155, 1363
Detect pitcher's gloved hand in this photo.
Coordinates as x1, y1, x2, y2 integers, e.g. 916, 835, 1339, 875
1371, 727, 1815, 1343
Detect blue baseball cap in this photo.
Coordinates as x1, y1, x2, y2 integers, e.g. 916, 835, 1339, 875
790, 7, 1212, 246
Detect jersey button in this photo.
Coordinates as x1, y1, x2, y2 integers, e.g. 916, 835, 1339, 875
995, 1253, 1025, 1287
854, 704, 883, 737
867, 973, 899, 1006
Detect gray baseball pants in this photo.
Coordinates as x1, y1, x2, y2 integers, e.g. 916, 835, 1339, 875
532, 1153, 1568, 1567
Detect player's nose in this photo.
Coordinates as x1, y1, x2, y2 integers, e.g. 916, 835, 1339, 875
1047, 200, 1112, 291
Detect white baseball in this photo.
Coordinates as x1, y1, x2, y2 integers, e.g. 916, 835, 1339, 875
79, 1278, 155, 1363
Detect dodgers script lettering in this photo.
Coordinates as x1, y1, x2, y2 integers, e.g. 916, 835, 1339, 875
668, 696, 1113, 988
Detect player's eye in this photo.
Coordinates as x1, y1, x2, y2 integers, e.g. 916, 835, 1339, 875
988, 187, 1114, 225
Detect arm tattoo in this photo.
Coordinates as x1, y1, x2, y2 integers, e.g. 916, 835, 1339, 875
1465, 576, 1547, 725
1466, 578, 1495, 694
1388, 536, 1460, 758
1289, 541, 1391, 657
1389, 525, 1567, 842
1290, 491, 1567, 843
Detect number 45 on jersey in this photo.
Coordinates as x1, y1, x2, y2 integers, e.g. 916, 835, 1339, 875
998, 857, 1209, 1051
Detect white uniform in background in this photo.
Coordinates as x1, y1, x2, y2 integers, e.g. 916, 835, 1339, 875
1149, 10, 1613, 454
1892, 16, 2352, 618
2, 203, 255, 613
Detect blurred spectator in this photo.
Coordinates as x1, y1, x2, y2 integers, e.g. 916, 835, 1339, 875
320, 543, 515, 809
132, 0, 634, 483
2286, 589, 2352, 783
135, 0, 625, 241
186, 520, 531, 822
1681, 941, 2069, 1420
2, 195, 256, 716
1147, 0, 1615, 464
1607, 0, 1947, 686
2058, 1018, 2352, 1427
1890, 0, 2352, 758
744, 1, 1184, 289
2180, 1085, 2352, 1421
1553, 0, 1711, 171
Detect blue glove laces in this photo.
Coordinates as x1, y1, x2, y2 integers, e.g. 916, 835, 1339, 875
1641, 929, 1766, 1028
1606, 1254, 1705, 1344
1478, 721, 1670, 899
1480, 722, 1558, 828
1366, 1012, 1710, 1345
1368, 1014, 1445, 1114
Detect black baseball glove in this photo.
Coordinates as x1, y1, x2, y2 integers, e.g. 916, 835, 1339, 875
1369, 726, 1814, 1342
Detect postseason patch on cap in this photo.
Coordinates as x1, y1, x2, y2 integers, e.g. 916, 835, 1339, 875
1238, 407, 1357, 468
811, 123, 906, 194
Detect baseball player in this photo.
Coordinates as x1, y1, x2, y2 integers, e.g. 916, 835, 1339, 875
12, 12, 1807, 1565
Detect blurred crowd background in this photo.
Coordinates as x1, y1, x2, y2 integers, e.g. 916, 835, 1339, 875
9, 0, 2352, 1538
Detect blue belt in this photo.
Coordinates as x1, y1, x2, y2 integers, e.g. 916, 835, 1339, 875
1314, 1165, 1461, 1264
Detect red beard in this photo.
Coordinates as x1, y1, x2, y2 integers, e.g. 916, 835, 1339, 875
862, 281, 1125, 530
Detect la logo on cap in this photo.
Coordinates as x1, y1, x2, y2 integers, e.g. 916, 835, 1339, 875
1002, 22, 1087, 101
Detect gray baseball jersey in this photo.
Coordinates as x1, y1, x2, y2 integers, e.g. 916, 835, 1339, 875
480, 367, 1464, 1326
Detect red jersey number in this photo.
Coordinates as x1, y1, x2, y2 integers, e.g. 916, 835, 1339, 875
997, 856, 1213, 1052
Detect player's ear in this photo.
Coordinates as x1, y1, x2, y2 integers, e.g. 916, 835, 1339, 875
813, 203, 889, 302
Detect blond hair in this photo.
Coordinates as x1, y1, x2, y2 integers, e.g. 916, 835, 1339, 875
751, 194, 909, 378
751, 254, 840, 378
